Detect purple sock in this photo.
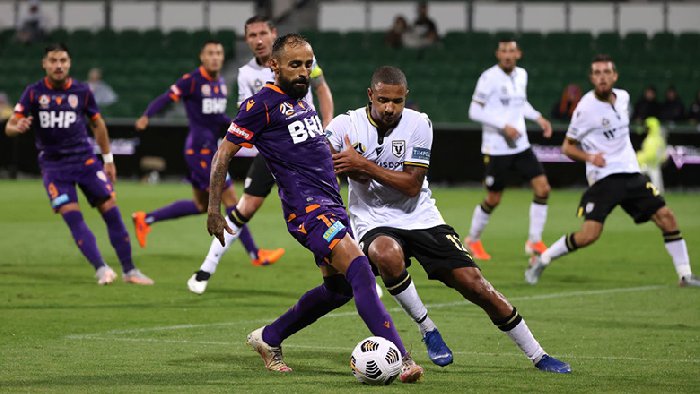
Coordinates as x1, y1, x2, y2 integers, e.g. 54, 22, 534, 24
146, 200, 201, 224
101, 206, 136, 273
263, 280, 352, 346
345, 256, 408, 356
226, 206, 259, 259
61, 211, 105, 270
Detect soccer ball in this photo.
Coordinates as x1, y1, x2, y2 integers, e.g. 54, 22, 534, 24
350, 336, 402, 385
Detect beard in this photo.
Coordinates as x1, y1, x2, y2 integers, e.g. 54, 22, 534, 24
278, 75, 310, 99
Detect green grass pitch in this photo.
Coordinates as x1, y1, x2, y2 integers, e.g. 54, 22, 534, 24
1, 180, 698, 393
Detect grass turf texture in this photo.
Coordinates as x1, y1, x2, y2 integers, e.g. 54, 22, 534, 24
1, 179, 699, 393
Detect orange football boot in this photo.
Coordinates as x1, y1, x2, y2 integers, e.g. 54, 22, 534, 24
525, 240, 548, 256
131, 211, 151, 248
464, 237, 492, 261
252, 248, 285, 266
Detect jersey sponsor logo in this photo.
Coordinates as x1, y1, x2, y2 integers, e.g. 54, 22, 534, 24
411, 147, 430, 161
68, 94, 79, 109
38, 111, 77, 128
287, 115, 324, 144
280, 102, 295, 116
322, 221, 345, 242
377, 161, 403, 170
50, 193, 70, 208
227, 123, 254, 140
202, 98, 227, 114
39, 94, 50, 109
392, 140, 406, 158
201, 84, 211, 96
246, 99, 255, 111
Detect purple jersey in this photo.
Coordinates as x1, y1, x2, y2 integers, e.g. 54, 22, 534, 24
226, 84, 343, 218
154, 66, 231, 150
14, 77, 100, 165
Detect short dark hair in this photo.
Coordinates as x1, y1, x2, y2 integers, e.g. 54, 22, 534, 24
271, 34, 309, 59
201, 39, 223, 52
245, 16, 274, 34
498, 37, 518, 48
44, 42, 70, 57
591, 53, 616, 71
370, 66, 408, 89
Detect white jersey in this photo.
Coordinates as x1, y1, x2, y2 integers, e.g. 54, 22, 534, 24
237, 57, 318, 107
326, 107, 445, 240
566, 88, 640, 185
471, 65, 541, 155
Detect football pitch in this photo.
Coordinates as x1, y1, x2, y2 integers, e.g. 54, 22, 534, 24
1, 180, 698, 393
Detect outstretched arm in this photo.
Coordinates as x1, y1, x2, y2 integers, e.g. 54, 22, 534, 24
136, 92, 177, 131
207, 139, 242, 246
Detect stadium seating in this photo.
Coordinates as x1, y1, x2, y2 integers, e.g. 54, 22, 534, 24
1, 28, 698, 123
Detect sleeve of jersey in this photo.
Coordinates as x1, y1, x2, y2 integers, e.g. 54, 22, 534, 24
522, 101, 542, 120
226, 99, 267, 148
471, 74, 491, 104
13, 86, 32, 118
84, 89, 101, 120
237, 73, 253, 107
324, 115, 348, 152
566, 108, 586, 141
404, 115, 433, 169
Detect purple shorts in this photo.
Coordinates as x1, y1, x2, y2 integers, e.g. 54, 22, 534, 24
41, 156, 114, 211
286, 205, 353, 266
184, 147, 233, 191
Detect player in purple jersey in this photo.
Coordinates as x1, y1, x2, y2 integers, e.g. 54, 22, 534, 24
4, 43, 153, 285
132, 40, 283, 267
206, 34, 424, 383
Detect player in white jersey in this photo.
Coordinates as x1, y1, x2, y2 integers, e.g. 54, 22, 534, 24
526, 55, 699, 288
187, 16, 335, 294
327, 66, 572, 373
466, 38, 553, 261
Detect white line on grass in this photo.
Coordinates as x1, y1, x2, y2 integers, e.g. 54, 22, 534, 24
66, 285, 664, 339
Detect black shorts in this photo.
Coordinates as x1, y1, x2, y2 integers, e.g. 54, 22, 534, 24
243, 154, 276, 197
359, 224, 479, 281
483, 148, 545, 191
577, 173, 666, 224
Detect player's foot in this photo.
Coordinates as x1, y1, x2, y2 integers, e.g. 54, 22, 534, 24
464, 237, 491, 261
251, 248, 285, 266
246, 326, 292, 372
525, 254, 548, 285
525, 240, 548, 256
399, 355, 424, 383
95, 265, 117, 285
680, 274, 700, 287
534, 354, 572, 373
123, 268, 154, 285
422, 329, 453, 367
131, 211, 151, 248
187, 271, 211, 294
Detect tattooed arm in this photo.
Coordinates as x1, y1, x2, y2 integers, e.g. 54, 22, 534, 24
207, 139, 242, 246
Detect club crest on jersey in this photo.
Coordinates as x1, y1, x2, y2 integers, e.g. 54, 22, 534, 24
392, 140, 406, 158
68, 94, 79, 109
201, 85, 211, 96
39, 94, 50, 109
280, 102, 295, 117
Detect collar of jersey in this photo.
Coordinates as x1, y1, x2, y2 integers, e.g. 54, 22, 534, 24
44, 77, 72, 90
365, 104, 401, 133
199, 66, 216, 82
264, 83, 286, 95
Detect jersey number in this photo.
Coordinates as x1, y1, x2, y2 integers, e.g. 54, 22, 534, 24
446, 234, 469, 255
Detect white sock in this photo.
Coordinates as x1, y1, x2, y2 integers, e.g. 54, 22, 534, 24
665, 238, 691, 278
528, 202, 548, 242
541, 235, 571, 265
200, 215, 242, 274
389, 278, 437, 337
504, 318, 546, 364
468, 204, 491, 240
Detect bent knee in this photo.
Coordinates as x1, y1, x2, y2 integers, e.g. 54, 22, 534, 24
368, 237, 405, 278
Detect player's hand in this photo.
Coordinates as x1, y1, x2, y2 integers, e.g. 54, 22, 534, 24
587, 153, 606, 167
332, 135, 367, 175
537, 117, 553, 138
207, 213, 233, 247
503, 125, 521, 140
135, 116, 149, 131
15, 116, 33, 133
104, 162, 117, 183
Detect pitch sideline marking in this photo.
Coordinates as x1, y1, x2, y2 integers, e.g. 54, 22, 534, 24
66, 285, 663, 339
